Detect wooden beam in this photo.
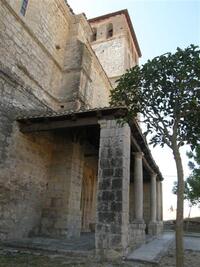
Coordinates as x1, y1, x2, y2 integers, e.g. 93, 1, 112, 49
143, 157, 155, 175
131, 135, 141, 152
19, 116, 99, 133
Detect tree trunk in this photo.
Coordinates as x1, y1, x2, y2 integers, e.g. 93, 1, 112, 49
172, 144, 184, 267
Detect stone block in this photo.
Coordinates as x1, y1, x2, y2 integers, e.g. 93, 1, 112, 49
129, 222, 146, 249
113, 168, 123, 178
99, 178, 111, 190
148, 221, 164, 236
111, 201, 122, 212
102, 168, 114, 178
102, 191, 115, 201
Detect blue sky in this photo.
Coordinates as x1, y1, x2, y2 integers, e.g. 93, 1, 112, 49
68, 0, 200, 219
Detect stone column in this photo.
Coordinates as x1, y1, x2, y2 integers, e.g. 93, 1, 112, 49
148, 173, 158, 235
149, 179, 164, 235
160, 182, 163, 221
95, 119, 131, 258
150, 173, 157, 222
157, 181, 162, 221
157, 181, 164, 234
134, 152, 144, 222
129, 152, 145, 249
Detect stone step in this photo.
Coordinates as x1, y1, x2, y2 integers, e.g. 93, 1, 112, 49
126, 232, 175, 264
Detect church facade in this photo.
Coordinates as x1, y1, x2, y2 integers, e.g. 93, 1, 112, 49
0, 0, 163, 257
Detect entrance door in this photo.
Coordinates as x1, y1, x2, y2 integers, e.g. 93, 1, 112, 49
80, 164, 97, 232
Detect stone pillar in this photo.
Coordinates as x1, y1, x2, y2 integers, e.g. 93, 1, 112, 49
95, 119, 131, 258
129, 152, 145, 249
134, 152, 144, 222
149, 179, 163, 235
150, 173, 157, 222
148, 173, 158, 235
160, 182, 163, 221
157, 181, 162, 221
66, 142, 84, 238
157, 181, 164, 234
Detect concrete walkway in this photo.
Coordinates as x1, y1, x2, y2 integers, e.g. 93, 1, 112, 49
184, 235, 200, 251
127, 232, 175, 264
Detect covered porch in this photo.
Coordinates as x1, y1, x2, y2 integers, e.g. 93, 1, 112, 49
17, 107, 163, 258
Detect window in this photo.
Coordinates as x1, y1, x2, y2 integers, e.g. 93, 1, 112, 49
92, 28, 97, 42
20, 0, 29, 16
107, 23, 113, 38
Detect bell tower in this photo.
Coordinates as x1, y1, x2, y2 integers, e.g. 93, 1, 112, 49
89, 9, 141, 87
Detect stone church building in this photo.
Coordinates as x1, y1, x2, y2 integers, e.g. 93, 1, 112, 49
0, 0, 163, 257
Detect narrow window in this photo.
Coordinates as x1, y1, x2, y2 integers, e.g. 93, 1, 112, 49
20, 0, 29, 16
107, 23, 113, 38
92, 28, 97, 42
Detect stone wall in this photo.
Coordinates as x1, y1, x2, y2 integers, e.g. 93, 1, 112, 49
92, 38, 126, 81
0, 0, 73, 109
0, 65, 54, 240
0, 0, 112, 241
40, 135, 84, 239
0, 0, 112, 111
90, 13, 139, 87
61, 37, 111, 109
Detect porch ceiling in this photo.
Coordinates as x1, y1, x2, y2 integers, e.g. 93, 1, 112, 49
17, 107, 127, 132
17, 106, 163, 181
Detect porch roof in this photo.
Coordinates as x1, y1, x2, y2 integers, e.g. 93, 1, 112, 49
17, 107, 163, 181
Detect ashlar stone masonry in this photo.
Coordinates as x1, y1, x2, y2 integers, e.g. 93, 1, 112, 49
96, 120, 130, 257
0, 0, 164, 259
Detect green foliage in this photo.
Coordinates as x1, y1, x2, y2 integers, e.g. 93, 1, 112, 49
110, 45, 200, 149
186, 145, 200, 204
172, 180, 190, 200
173, 145, 200, 205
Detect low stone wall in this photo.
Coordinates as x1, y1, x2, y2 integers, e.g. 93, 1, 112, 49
164, 219, 200, 233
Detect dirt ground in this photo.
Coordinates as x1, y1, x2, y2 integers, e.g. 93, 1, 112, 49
159, 248, 200, 267
0, 248, 200, 267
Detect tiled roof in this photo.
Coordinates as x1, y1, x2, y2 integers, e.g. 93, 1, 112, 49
17, 106, 127, 121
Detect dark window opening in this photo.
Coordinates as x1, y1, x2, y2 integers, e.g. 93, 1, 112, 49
20, 0, 29, 16
92, 28, 97, 42
107, 23, 113, 38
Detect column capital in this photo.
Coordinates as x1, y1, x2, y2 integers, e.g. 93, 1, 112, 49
133, 152, 144, 159
98, 119, 107, 128
151, 173, 157, 179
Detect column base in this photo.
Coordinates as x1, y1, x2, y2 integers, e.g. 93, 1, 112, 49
129, 221, 146, 250
148, 221, 163, 236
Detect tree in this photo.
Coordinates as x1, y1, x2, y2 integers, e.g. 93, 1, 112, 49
186, 145, 200, 204
173, 145, 200, 206
110, 45, 200, 267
